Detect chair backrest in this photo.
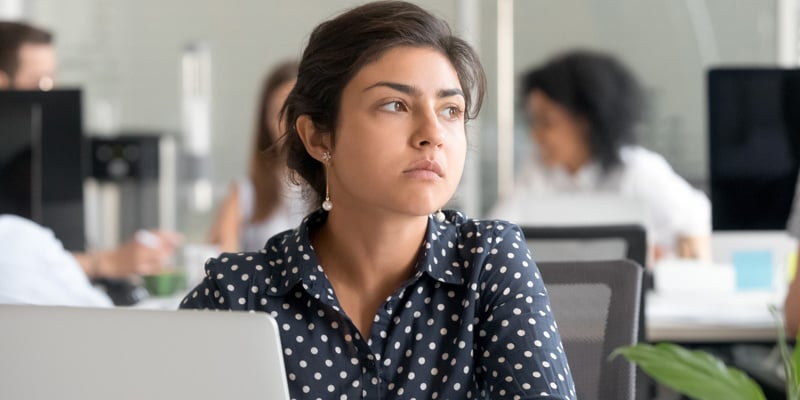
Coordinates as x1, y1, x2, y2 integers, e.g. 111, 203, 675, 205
538, 260, 643, 400
521, 225, 647, 268
521, 224, 649, 341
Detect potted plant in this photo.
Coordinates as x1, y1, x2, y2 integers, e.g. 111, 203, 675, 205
612, 307, 800, 400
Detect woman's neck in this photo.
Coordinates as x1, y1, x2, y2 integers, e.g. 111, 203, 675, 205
310, 205, 430, 336
312, 205, 428, 291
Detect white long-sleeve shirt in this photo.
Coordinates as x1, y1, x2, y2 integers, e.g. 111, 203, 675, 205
489, 146, 711, 253
0, 214, 113, 306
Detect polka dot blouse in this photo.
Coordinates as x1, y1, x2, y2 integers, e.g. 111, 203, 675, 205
180, 210, 575, 400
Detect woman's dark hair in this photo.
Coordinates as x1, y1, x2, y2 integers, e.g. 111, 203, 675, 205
283, 0, 487, 204
249, 60, 298, 222
522, 49, 645, 171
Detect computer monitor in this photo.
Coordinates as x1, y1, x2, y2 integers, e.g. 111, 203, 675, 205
708, 68, 800, 231
0, 90, 85, 250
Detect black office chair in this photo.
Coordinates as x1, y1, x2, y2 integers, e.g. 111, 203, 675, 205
538, 260, 643, 400
520, 224, 648, 337
520, 225, 647, 268
522, 225, 652, 399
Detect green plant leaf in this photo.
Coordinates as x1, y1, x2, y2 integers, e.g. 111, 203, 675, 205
769, 304, 799, 400
611, 343, 766, 400
793, 328, 800, 398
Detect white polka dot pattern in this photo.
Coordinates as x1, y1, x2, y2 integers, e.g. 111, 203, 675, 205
180, 210, 575, 399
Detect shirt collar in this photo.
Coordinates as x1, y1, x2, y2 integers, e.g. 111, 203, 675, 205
417, 210, 468, 285
262, 211, 328, 298
263, 209, 468, 297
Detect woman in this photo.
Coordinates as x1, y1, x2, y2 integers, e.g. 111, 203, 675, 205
490, 49, 711, 262
181, 2, 574, 399
207, 61, 308, 252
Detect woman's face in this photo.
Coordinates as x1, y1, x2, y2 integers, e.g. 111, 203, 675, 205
329, 46, 467, 217
527, 90, 591, 171
266, 80, 296, 141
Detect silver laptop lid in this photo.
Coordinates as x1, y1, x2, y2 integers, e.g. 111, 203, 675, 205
0, 305, 290, 400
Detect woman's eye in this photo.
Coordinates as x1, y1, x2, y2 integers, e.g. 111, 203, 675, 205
380, 101, 406, 112
440, 106, 463, 119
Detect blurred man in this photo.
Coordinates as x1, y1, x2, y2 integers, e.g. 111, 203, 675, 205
0, 21, 56, 90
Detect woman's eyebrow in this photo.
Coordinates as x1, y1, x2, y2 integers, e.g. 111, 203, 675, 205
363, 81, 418, 95
437, 88, 465, 99
363, 81, 464, 100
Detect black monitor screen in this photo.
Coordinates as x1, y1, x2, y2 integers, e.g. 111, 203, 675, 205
709, 68, 800, 231
0, 90, 85, 250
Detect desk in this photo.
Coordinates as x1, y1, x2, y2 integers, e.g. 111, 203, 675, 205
647, 230, 794, 344
645, 291, 781, 343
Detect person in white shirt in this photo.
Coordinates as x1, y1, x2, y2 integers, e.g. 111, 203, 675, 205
0, 214, 111, 306
490, 49, 710, 262
0, 215, 179, 306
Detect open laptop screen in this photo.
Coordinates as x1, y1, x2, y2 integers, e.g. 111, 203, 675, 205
0, 305, 290, 400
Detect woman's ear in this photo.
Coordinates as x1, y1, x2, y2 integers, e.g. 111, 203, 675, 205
295, 115, 332, 161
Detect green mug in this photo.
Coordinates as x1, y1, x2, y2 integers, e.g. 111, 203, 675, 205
142, 271, 185, 297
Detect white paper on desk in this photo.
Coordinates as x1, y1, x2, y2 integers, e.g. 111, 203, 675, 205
653, 259, 736, 294
647, 291, 779, 326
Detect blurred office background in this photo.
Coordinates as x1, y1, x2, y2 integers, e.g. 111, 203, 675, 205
0, 0, 793, 240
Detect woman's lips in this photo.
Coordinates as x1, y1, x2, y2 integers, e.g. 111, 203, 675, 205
403, 159, 444, 180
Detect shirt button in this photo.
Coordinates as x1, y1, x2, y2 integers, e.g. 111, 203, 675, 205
364, 358, 375, 369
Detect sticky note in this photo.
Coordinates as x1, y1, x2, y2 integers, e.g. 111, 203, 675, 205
732, 250, 773, 291
788, 250, 798, 282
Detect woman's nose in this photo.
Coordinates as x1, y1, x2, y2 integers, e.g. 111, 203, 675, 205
413, 109, 444, 148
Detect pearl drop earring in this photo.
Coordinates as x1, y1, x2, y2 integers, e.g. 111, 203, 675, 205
435, 209, 445, 223
322, 151, 333, 211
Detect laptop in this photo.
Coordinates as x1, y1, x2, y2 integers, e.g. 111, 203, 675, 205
0, 305, 290, 400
